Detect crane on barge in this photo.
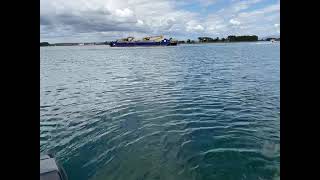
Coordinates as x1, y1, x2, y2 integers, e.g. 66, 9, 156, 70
142, 35, 164, 42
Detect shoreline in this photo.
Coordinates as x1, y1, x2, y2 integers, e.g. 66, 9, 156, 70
40, 41, 279, 47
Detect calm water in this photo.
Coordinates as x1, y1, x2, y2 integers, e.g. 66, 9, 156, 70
40, 43, 280, 180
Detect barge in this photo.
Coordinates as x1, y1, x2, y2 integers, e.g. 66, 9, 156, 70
109, 35, 177, 47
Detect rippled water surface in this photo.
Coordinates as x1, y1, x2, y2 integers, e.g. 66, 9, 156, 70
41, 43, 280, 180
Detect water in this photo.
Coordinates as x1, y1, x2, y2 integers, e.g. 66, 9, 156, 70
40, 42, 280, 180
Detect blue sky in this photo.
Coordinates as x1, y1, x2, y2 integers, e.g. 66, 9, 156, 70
40, 0, 280, 43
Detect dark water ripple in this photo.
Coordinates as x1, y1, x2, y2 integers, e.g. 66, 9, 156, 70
41, 43, 280, 180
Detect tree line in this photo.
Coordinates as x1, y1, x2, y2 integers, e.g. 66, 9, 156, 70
198, 35, 258, 43
176, 35, 259, 44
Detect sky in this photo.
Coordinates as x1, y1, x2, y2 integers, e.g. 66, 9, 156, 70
40, 0, 280, 43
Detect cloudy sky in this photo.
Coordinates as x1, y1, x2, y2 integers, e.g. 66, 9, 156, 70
40, 0, 280, 43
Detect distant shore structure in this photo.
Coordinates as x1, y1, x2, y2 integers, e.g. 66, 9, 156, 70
109, 35, 177, 47
40, 34, 279, 47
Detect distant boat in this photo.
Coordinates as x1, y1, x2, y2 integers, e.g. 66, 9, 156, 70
168, 39, 178, 46
109, 35, 175, 47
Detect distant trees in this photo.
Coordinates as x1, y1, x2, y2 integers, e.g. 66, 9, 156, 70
198, 37, 213, 42
178, 35, 260, 45
177, 40, 193, 44
198, 37, 220, 42
186, 39, 195, 43
227, 35, 236, 42
197, 35, 258, 43
227, 35, 258, 42
40, 42, 50, 46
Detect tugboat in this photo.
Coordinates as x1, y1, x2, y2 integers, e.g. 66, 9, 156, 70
109, 35, 176, 47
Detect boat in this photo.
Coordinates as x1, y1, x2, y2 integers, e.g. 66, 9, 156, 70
40, 154, 68, 180
109, 35, 176, 47
168, 39, 178, 46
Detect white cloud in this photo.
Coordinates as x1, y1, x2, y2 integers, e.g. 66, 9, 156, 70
136, 19, 144, 26
114, 8, 133, 18
230, 0, 262, 13
229, 19, 241, 25
194, 25, 205, 31
186, 20, 204, 32
274, 23, 280, 33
